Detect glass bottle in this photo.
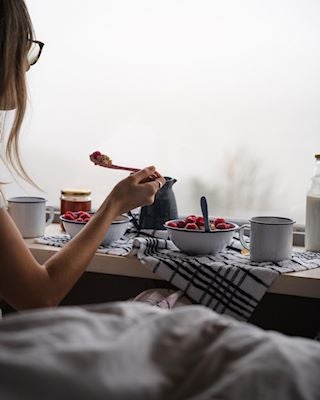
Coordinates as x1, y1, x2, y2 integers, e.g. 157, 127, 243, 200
305, 154, 320, 251
60, 189, 92, 229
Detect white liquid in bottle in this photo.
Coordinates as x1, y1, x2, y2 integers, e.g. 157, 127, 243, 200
305, 196, 320, 251
305, 154, 320, 251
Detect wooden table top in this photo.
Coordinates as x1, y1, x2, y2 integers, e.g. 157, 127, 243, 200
25, 224, 320, 300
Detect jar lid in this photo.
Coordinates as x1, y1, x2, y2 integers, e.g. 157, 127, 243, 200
315, 154, 320, 160
61, 189, 91, 196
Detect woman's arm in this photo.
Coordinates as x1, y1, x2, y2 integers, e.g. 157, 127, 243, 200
0, 166, 165, 310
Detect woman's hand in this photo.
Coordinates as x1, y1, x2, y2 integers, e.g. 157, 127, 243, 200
106, 166, 166, 216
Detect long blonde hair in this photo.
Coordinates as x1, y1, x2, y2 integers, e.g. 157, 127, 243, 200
0, 0, 36, 186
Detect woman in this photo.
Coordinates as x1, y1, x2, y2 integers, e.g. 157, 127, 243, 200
0, 0, 165, 310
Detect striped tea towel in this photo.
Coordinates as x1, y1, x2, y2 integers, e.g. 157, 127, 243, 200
130, 236, 320, 321
35, 227, 167, 256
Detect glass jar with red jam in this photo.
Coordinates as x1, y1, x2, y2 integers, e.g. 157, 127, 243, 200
60, 189, 92, 229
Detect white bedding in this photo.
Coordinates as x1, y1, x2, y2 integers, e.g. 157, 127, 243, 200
0, 302, 319, 400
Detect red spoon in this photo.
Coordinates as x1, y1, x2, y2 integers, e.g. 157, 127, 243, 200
89, 151, 139, 173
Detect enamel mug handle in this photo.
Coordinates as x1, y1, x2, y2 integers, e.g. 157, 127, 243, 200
238, 224, 250, 250
46, 206, 55, 226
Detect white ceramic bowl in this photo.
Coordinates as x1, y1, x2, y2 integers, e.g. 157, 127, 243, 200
60, 214, 131, 246
164, 219, 238, 255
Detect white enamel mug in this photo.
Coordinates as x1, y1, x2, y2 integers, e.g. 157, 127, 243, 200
238, 216, 295, 262
8, 197, 55, 238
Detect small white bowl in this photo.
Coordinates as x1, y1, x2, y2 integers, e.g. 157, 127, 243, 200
164, 219, 238, 255
60, 214, 131, 246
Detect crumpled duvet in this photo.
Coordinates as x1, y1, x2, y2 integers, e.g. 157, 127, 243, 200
0, 302, 319, 400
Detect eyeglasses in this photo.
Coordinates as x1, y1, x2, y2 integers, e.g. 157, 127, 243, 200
27, 40, 44, 66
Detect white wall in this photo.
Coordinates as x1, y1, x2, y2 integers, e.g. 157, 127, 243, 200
3, 0, 320, 222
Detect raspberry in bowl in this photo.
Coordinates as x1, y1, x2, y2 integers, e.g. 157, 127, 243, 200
60, 211, 131, 246
164, 215, 238, 255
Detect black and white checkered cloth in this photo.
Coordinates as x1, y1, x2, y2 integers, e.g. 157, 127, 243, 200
36, 228, 320, 321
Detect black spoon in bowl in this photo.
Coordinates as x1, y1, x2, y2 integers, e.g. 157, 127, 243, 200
200, 196, 211, 232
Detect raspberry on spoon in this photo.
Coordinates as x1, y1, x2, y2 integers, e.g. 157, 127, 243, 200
89, 151, 139, 172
